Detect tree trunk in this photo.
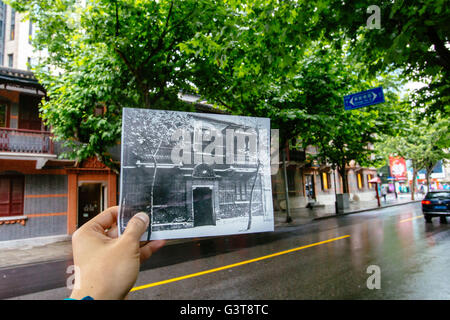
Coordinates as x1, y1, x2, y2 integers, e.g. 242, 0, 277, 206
338, 167, 348, 194
282, 148, 292, 223
425, 165, 433, 192
411, 167, 417, 200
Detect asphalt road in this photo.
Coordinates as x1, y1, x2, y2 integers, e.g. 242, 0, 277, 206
3, 202, 450, 300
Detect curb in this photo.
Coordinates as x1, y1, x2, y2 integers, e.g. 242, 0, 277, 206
273, 200, 422, 227
312, 200, 422, 221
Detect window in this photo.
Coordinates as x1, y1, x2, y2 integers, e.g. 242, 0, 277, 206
0, 175, 24, 217
0, 2, 5, 65
426, 192, 450, 199
7, 53, 12, 68
9, 8, 15, 40
0, 103, 7, 127
367, 174, 373, 188
235, 181, 248, 201
219, 181, 235, 204
321, 172, 331, 191
94, 104, 105, 116
19, 94, 42, 130
287, 168, 296, 193
357, 173, 364, 189
28, 19, 32, 43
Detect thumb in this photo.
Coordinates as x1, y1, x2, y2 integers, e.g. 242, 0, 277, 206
122, 212, 149, 242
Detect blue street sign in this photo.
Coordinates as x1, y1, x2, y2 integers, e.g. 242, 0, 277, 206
344, 86, 385, 110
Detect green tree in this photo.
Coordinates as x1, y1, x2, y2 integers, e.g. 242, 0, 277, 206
279, 45, 402, 194
8, 0, 230, 167
310, 0, 450, 117
376, 115, 449, 199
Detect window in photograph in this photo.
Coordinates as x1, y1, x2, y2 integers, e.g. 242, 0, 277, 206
235, 181, 248, 202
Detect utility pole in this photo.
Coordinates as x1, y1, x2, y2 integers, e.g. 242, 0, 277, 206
282, 147, 292, 223
333, 165, 338, 214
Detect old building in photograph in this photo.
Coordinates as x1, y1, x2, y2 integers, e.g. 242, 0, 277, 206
119, 108, 273, 240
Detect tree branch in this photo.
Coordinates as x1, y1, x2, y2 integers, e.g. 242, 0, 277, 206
142, 3, 198, 67
114, 0, 119, 37
426, 27, 450, 72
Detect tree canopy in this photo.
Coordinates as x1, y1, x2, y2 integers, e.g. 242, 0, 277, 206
376, 112, 449, 196
8, 0, 448, 174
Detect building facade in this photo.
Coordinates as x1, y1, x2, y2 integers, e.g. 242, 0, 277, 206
0, 2, 39, 70
0, 67, 118, 242
271, 146, 377, 211
0, 70, 378, 243
0, 2, 377, 243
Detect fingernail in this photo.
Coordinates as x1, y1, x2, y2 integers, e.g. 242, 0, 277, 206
134, 212, 149, 227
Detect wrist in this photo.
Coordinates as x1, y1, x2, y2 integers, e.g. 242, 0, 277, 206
70, 289, 94, 300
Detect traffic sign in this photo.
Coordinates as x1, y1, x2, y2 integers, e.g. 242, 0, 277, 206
344, 86, 385, 110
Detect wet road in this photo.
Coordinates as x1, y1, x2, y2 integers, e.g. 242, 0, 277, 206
4, 202, 450, 299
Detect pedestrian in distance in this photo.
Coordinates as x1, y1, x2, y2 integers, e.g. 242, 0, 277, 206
68, 206, 165, 300
381, 185, 387, 202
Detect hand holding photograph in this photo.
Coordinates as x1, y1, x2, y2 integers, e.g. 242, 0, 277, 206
118, 108, 274, 241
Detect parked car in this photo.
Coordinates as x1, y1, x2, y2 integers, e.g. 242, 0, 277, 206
422, 191, 450, 223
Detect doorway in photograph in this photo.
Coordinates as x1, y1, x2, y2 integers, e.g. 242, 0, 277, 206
77, 183, 104, 227
193, 186, 214, 227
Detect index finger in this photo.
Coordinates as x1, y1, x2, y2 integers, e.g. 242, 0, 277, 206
84, 206, 119, 233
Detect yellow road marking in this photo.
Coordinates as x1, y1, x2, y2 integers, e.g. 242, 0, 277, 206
399, 215, 424, 223
130, 234, 351, 292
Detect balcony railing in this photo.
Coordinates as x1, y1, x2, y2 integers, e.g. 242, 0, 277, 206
0, 128, 54, 154
286, 148, 306, 162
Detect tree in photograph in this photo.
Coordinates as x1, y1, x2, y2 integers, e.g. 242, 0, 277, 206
123, 109, 191, 240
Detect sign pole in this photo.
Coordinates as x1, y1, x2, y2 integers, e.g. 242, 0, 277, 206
376, 182, 381, 207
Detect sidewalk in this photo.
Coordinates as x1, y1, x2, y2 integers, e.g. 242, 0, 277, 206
274, 193, 424, 226
0, 193, 423, 269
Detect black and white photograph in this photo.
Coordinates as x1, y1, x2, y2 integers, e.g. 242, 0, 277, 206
118, 108, 274, 241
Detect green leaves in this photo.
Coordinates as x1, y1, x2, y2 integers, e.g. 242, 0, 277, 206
9, 0, 230, 165
9, 0, 446, 171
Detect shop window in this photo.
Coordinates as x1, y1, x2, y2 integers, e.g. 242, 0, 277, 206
321, 172, 331, 191
367, 174, 373, 188
0, 175, 24, 217
357, 173, 364, 189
